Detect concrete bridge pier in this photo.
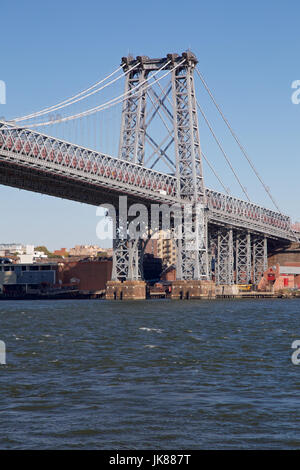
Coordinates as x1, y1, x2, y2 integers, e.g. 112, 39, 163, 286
170, 280, 215, 299
106, 280, 146, 300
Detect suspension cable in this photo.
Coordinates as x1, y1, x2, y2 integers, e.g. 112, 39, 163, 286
13, 64, 138, 123
25, 61, 171, 126
196, 68, 299, 241
201, 151, 230, 194
4, 59, 184, 130
195, 67, 281, 212
196, 99, 251, 201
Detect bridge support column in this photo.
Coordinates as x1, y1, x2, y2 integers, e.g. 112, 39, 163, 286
109, 237, 145, 300
108, 208, 146, 299
208, 229, 217, 280
117, 53, 212, 283
171, 53, 209, 281
216, 228, 234, 285
235, 231, 252, 284
112, 238, 143, 282
175, 206, 209, 280
252, 236, 268, 286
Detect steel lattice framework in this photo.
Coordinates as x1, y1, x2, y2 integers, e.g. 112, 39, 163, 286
208, 227, 269, 286
117, 53, 209, 280
118, 57, 148, 165
252, 236, 268, 285
216, 228, 234, 285
171, 53, 208, 279
0, 52, 298, 285
235, 232, 251, 284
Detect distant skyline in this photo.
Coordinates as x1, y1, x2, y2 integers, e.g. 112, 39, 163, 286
1, 0, 300, 249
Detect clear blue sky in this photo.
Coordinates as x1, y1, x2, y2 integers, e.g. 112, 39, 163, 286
0, 0, 299, 250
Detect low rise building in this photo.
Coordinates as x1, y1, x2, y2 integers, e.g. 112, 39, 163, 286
53, 248, 68, 257
0, 263, 56, 295
0, 257, 112, 297
68, 245, 102, 257
0, 243, 24, 256
258, 263, 300, 291
56, 259, 112, 292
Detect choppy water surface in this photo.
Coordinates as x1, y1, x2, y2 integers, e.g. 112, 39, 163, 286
0, 298, 300, 449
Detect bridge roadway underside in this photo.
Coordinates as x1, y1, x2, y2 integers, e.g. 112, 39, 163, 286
0, 159, 153, 208
0, 159, 291, 254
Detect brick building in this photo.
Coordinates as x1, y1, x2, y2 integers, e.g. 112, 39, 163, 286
258, 263, 300, 291
57, 259, 112, 291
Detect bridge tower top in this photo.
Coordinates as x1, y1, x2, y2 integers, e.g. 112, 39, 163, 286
120, 52, 198, 72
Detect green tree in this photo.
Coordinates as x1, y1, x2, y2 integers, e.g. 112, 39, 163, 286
35, 246, 53, 257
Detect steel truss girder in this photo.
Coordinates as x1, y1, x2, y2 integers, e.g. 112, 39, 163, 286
0, 123, 178, 204
0, 123, 293, 239
206, 189, 291, 240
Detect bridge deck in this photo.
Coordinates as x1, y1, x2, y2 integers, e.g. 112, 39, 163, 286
0, 122, 295, 241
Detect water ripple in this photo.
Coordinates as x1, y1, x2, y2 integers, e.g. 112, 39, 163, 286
0, 298, 299, 449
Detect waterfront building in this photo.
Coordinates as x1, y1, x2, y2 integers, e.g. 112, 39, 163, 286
0, 263, 56, 295
258, 264, 300, 291
0, 258, 112, 297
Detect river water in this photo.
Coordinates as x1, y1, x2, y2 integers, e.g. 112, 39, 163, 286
0, 298, 299, 449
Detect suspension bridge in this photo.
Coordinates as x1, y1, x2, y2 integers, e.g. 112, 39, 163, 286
0, 52, 298, 296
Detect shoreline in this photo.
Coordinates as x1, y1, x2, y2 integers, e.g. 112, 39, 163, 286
0, 293, 299, 301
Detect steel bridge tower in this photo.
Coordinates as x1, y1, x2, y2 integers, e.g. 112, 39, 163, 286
113, 52, 209, 282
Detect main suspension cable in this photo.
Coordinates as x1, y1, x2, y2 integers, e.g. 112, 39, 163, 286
196, 99, 251, 201
13, 64, 132, 122
195, 67, 281, 212
4, 59, 185, 130
201, 151, 230, 195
